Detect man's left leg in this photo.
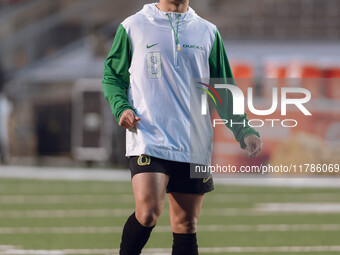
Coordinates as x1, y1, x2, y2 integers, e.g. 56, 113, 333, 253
168, 192, 204, 255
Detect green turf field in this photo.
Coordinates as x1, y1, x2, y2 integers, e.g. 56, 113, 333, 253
1, 178, 340, 254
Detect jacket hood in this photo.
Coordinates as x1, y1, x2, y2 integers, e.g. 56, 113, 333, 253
140, 3, 197, 25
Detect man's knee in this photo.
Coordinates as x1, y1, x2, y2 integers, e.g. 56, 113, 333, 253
172, 217, 198, 233
136, 207, 162, 227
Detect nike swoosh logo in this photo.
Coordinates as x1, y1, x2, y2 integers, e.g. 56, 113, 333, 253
203, 176, 212, 183
146, 43, 158, 49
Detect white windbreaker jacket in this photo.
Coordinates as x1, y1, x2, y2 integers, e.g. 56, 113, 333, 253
102, 3, 259, 165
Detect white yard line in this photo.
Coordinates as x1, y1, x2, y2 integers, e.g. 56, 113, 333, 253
198, 246, 340, 253
213, 176, 340, 188
196, 224, 340, 232
0, 208, 262, 218
0, 194, 134, 204
2, 193, 340, 205
256, 203, 340, 213
209, 193, 340, 203
0, 209, 133, 218
202, 205, 340, 216
0, 166, 130, 182
2, 248, 115, 255
0, 183, 132, 194
1, 224, 340, 234
0, 246, 17, 251
2, 202, 340, 219
3, 246, 340, 254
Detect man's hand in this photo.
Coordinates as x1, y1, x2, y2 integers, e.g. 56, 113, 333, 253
244, 135, 262, 158
119, 109, 141, 129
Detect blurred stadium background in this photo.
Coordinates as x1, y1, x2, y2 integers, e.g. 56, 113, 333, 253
0, 0, 340, 254
0, 0, 339, 167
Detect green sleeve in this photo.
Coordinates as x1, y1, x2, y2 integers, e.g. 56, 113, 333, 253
209, 29, 260, 149
102, 24, 135, 122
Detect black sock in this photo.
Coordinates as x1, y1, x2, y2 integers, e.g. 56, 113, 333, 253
172, 233, 199, 255
119, 212, 155, 255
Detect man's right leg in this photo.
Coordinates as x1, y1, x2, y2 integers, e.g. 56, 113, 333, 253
120, 172, 169, 255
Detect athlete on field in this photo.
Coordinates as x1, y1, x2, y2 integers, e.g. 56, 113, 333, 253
102, 0, 262, 254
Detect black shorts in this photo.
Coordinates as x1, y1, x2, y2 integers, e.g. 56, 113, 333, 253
129, 155, 214, 194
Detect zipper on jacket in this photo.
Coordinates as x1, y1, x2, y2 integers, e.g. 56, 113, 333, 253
174, 30, 178, 67
166, 13, 181, 67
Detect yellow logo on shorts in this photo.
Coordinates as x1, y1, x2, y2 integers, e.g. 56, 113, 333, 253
203, 176, 212, 183
137, 154, 151, 166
